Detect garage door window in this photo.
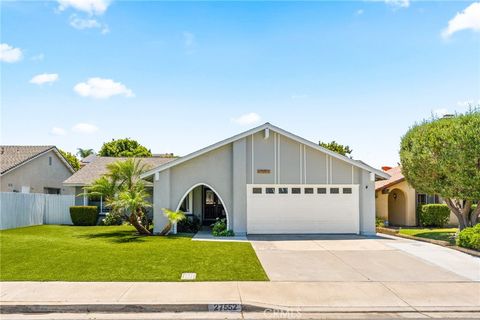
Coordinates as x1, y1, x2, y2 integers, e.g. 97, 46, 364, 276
292, 188, 301, 194
279, 188, 288, 194
330, 188, 340, 194
317, 187, 327, 194
266, 188, 275, 194
252, 188, 262, 194
343, 188, 352, 194
304, 188, 314, 194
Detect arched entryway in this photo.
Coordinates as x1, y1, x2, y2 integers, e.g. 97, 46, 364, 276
175, 183, 230, 229
388, 188, 406, 226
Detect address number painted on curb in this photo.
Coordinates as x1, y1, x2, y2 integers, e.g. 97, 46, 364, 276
208, 304, 242, 312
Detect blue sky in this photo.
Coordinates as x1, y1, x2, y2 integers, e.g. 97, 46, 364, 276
1, 0, 479, 168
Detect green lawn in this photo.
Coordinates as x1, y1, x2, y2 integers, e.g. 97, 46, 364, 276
399, 228, 458, 244
0, 225, 268, 282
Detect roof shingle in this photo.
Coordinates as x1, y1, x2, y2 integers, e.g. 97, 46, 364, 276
0, 146, 55, 174
375, 166, 404, 191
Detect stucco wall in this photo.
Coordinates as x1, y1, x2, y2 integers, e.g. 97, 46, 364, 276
1, 150, 74, 195
375, 180, 416, 226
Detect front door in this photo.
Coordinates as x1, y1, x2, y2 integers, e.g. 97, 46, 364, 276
202, 187, 225, 225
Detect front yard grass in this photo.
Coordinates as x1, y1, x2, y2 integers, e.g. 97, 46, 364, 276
399, 228, 458, 244
0, 225, 268, 281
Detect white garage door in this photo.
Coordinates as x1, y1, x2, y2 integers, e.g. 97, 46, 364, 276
246, 184, 360, 234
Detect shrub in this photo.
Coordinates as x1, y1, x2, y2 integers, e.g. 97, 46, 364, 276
456, 224, 480, 251
376, 217, 385, 227
177, 215, 201, 233
211, 218, 234, 237
418, 204, 450, 228
70, 206, 99, 226
102, 211, 123, 226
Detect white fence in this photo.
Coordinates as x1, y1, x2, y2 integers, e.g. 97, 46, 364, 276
0, 192, 74, 230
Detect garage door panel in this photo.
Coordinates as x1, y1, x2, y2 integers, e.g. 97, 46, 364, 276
247, 185, 359, 234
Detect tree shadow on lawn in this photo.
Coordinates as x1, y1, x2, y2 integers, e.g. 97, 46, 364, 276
77, 230, 147, 243
413, 231, 456, 243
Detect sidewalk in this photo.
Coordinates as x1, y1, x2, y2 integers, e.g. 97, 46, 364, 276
1, 281, 480, 313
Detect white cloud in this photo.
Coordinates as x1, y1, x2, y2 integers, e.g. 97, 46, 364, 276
30, 73, 59, 85
442, 2, 480, 39
356, 9, 364, 15
385, 0, 410, 9
432, 108, 449, 117
50, 127, 67, 136
31, 53, 44, 61
73, 77, 134, 99
70, 15, 101, 29
57, 0, 111, 15
231, 113, 262, 126
72, 123, 99, 134
0, 43, 23, 63
457, 99, 480, 107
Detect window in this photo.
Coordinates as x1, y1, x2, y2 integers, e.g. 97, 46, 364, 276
292, 188, 301, 194
330, 188, 340, 194
304, 188, 314, 194
278, 188, 288, 194
266, 188, 275, 194
343, 188, 352, 194
48, 157, 52, 166
252, 188, 262, 194
317, 187, 327, 194
417, 193, 440, 205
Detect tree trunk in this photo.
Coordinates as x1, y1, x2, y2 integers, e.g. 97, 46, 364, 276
159, 222, 172, 236
129, 212, 151, 235
445, 198, 466, 230
471, 203, 480, 226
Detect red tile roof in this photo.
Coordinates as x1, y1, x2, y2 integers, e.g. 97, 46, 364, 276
375, 166, 405, 191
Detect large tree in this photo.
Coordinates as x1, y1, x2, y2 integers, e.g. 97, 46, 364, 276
399, 109, 480, 230
319, 140, 353, 157
59, 149, 80, 171
77, 148, 95, 159
98, 138, 152, 157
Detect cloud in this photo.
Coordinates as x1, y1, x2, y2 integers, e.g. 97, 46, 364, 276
0, 43, 23, 63
231, 113, 262, 126
442, 2, 480, 39
31, 53, 44, 61
69, 14, 109, 33
384, 0, 410, 9
356, 9, 364, 15
72, 123, 99, 134
457, 99, 480, 107
73, 77, 134, 99
30, 73, 59, 85
432, 108, 449, 117
57, 0, 111, 15
50, 127, 67, 136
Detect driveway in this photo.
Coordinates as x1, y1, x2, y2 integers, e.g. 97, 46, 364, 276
248, 233, 480, 282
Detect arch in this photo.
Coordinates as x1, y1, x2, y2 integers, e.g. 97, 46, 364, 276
388, 188, 406, 226
175, 182, 231, 231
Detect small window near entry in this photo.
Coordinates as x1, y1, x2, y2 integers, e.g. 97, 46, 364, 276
292, 188, 301, 194
317, 187, 327, 194
343, 188, 352, 194
278, 188, 288, 194
304, 188, 314, 194
252, 188, 262, 194
266, 188, 275, 194
330, 188, 340, 194
49, 157, 52, 166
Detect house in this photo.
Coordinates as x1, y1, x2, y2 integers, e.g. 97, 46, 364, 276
0, 146, 75, 194
141, 123, 390, 235
63, 156, 175, 210
375, 166, 456, 226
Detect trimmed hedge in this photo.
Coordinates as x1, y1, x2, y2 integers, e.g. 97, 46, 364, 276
456, 224, 480, 251
70, 206, 99, 226
418, 204, 450, 228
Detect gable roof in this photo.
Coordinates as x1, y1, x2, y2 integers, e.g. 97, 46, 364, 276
63, 156, 175, 186
141, 123, 390, 180
375, 166, 404, 191
0, 145, 75, 175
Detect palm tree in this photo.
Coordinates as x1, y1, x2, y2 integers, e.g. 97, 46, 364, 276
77, 148, 95, 159
106, 158, 148, 191
160, 209, 186, 235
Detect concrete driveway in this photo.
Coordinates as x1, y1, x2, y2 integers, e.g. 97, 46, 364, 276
248, 233, 480, 282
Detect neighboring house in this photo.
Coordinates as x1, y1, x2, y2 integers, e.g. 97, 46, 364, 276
63, 156, 175, 210
375, 166, 455, 226
0, 146, 75, 195
141, 123, 390, 235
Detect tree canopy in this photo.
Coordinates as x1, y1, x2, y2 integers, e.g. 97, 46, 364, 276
59, 149, 80, 171
399, 109, 480, 229
98, 138, 152, 157
77, 148, 95, 158
319, 140, 353, 157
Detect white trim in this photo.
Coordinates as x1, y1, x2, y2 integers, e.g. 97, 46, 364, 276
303, 145, 307, 184
330, 156, 333, 184
174, 183, 231, 231
326, 154, 329, 184
351, 166, 354, 184
274, 133, 277, 184
299, 144, 302, 183
140, 123, 390, 180
251, 134, 254, 184
277, 134, 281, 183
